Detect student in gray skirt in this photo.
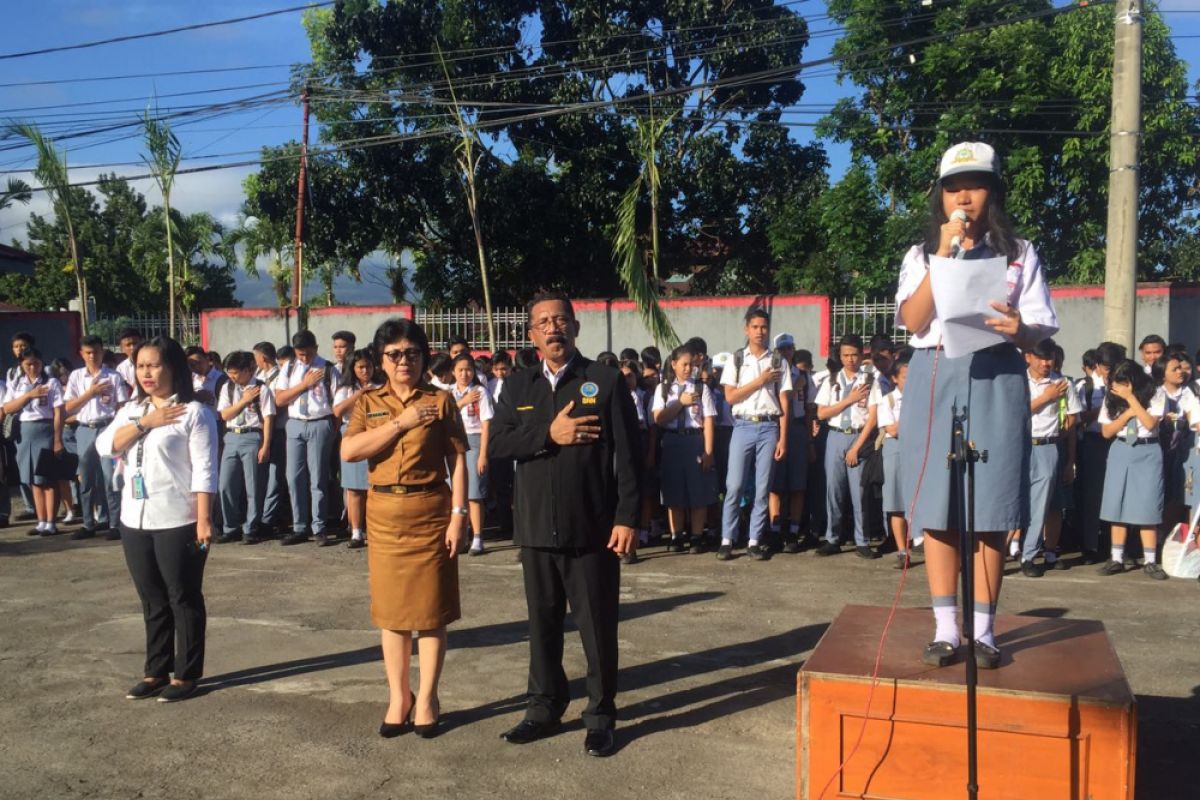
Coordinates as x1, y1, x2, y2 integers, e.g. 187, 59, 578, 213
334, 348, 382, 549
875, 350, 912, 569
1097, 360, 1168, 580
895, 142, 1058, 670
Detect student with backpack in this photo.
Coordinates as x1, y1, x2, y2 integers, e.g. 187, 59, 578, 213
216, 352, 277, 545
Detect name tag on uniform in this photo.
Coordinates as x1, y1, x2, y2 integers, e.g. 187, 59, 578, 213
580, 382, 599, 406
367, 411, 389, 419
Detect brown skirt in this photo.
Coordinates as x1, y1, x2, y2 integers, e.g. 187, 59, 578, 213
366, 485, 460, 631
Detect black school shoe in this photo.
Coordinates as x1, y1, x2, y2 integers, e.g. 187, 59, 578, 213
104, 528, 121, 541
856, 545, 880, 560
280, 532, 309, 546
125, 678, 169, 700
70, 527, 96, 541
216, 532, 241, 545
1098, 560, 1125, 576
973, 641, 1001, 670
1143, 563, 1169, 581
1020, 560, 1044, 578
922, 641, 957, 667
584, 728, 616, 758
815, 541, 841, 557
715, 544, 733, 561
747, 544, 770, 561
157, 682, 199, 703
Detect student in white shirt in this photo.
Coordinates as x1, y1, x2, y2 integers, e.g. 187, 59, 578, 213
115, 328, 143, 397
186, 347, 223, 405
652, 344, 718, 555
273, 330, 341, 546
717, 308, 793, 562
1139, 335, 1166, 375
333, 348, 382, 549
876, 351, 911, 568
254, 341, 289, 535
95, 336, 218, 703
1017, 338, 1082, 576
1156, 350, 1196, 533
895, 141, 1058, 670
64, 335, 130, 539
2, 348, 65, 536
216, 352, 278, 545
815, 335, 878, 559
767, 335, 816, 553
5, 330, 41, 522
1074, 341, 1124, 562
1098, 359, 1167, 580
451, 352, 494, 556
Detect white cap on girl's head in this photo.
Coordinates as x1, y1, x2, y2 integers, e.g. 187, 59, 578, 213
773, 333, 795, 350
938, 142, 998, 180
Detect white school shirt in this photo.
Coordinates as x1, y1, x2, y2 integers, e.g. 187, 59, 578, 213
488, 376, 505, 404
719, 347, 793, 418
876, 388, 903, 438
217, 379, 278, 429
96, 400, 219, 530
192, 367, 223, 396
275, 357, 340, 420
815, 369, 871, 430
651, 380, 717, 431
630, 387, 649, 428
1179, 389, 1200, 430
1028, 372, 1083, 438
116, 358, 136, 393
1097, 388, 1167, 439
452, 383, 495, 435
893, 238, 1058, 348
65, 366, 130, 424
259, 366, 289, 429
787, 367, 817, 420
1074, 376, 1106, 434
3, 373, 64, 422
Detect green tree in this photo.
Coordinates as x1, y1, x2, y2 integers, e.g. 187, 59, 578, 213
816, 0, 1200, 290
142, 111, 183, 337
0, 177, 31, 211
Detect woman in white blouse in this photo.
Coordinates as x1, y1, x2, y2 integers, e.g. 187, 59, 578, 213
96, 336, 219, 703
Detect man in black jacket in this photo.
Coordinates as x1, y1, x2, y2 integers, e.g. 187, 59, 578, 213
489, 291, 641, 758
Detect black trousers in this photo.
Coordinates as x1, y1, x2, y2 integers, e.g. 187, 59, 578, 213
520, 546, 619, 731
121, 524, 208, 681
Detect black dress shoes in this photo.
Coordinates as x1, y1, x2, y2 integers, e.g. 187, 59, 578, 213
500, 719, 561, 744
280, 532, 309, 546
584, 728, 616, 757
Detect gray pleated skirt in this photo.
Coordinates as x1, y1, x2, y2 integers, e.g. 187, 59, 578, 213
339, 422, 369, 491
15, 419, 54, 487
881, 436, 904, 515
1101, 437, 1164, 526
660, 430, 718, 508
465, 432, 488, 501
899, 345, 1031, 536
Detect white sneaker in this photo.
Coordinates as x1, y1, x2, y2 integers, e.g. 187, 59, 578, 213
62, 511, 80, 525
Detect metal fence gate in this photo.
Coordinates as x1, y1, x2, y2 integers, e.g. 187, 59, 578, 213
414, 306, 528, 351
92, 314, 201, 347
829, 297, 896, 347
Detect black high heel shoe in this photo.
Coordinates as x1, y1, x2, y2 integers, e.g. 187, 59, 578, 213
413, 697, 441, 739
379, 691, 415, 738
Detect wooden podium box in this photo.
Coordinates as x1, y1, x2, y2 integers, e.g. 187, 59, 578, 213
797, 605, 1136, 800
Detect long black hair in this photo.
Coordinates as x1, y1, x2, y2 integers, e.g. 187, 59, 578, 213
339, 347, 381, 389
924, 169, 1022, 261
1104, 359, 1155, 419
133, 336, 195, 403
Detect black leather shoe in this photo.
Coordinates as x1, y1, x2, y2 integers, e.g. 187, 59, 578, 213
281, 532, 309, 546
157, 681, 199, 703
125, 677, 169, 700
70, 528, 96, 541
584, 727, 616, 757
500, 719, 561, 744
217, 532, 241, 545
105, 528, 121, 541
347, 536, 366, 550
973, 641, 1001, 670
747, 544, 769, 561
715, 544, 733, 561
242, 535, 263, 545
1020, 559, 1044, 578
1098, 559, 1125, 576
815, 541, 841, 556
855, 545, 880, 560
1143, 562, 1169, 581
314, 532, 332, 547
782, 536, 800, 554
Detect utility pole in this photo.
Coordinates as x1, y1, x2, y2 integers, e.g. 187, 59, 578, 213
292, 85, 310, 309
1103, 0, 1143, 351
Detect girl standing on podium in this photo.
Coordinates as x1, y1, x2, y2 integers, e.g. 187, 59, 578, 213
895, 142, 1058, 669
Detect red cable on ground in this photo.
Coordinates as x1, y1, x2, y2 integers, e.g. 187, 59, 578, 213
817, 343, 942, 800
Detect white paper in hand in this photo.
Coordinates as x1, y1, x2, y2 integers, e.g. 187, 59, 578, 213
928, 255, 1009, 358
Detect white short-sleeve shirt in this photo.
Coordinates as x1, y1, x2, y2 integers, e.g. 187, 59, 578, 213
96, 400, 219, 530
651, 380, 717, 431
1098, 387, 1166, 439
3, 373, 64, 422
452, 383, 494, 435
116, 359, 136, 394
815, 369, 872, 431
1028, 372, 1083, 438
719, 347, 794, 418
217, 379, 277, 429
894, 238, 1059, 348
275, 357, 340, 420
876, 388, 903, 437
65, 366, 130, 424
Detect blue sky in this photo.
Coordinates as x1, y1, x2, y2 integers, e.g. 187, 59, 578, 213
1, 1, 1198, 308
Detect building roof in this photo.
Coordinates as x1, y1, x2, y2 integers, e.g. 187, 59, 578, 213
0, 243, 36, 276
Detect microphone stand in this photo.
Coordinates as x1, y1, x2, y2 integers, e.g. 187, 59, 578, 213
948, 404, 987, 800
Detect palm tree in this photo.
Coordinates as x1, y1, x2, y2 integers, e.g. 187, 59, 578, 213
142, 111, 183, 338
0, 177, 31, 211
612, 110, 679, 350
171, 211, 225, 314
7, 122, 90, 333
439, 44, 497, 353
228, 215, 293, 308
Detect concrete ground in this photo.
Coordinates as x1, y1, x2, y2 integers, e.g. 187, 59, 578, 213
1, 521, 1197, 800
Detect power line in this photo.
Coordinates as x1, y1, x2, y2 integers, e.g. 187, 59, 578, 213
0, 2, 335, 61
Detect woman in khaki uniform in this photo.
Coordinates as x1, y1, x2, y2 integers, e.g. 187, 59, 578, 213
342, 319, 468, 739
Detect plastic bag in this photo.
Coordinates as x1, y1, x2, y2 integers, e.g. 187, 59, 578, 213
1163, 504, 1200, 579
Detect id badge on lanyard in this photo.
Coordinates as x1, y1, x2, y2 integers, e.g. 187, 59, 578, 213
132, 420, 149, 499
